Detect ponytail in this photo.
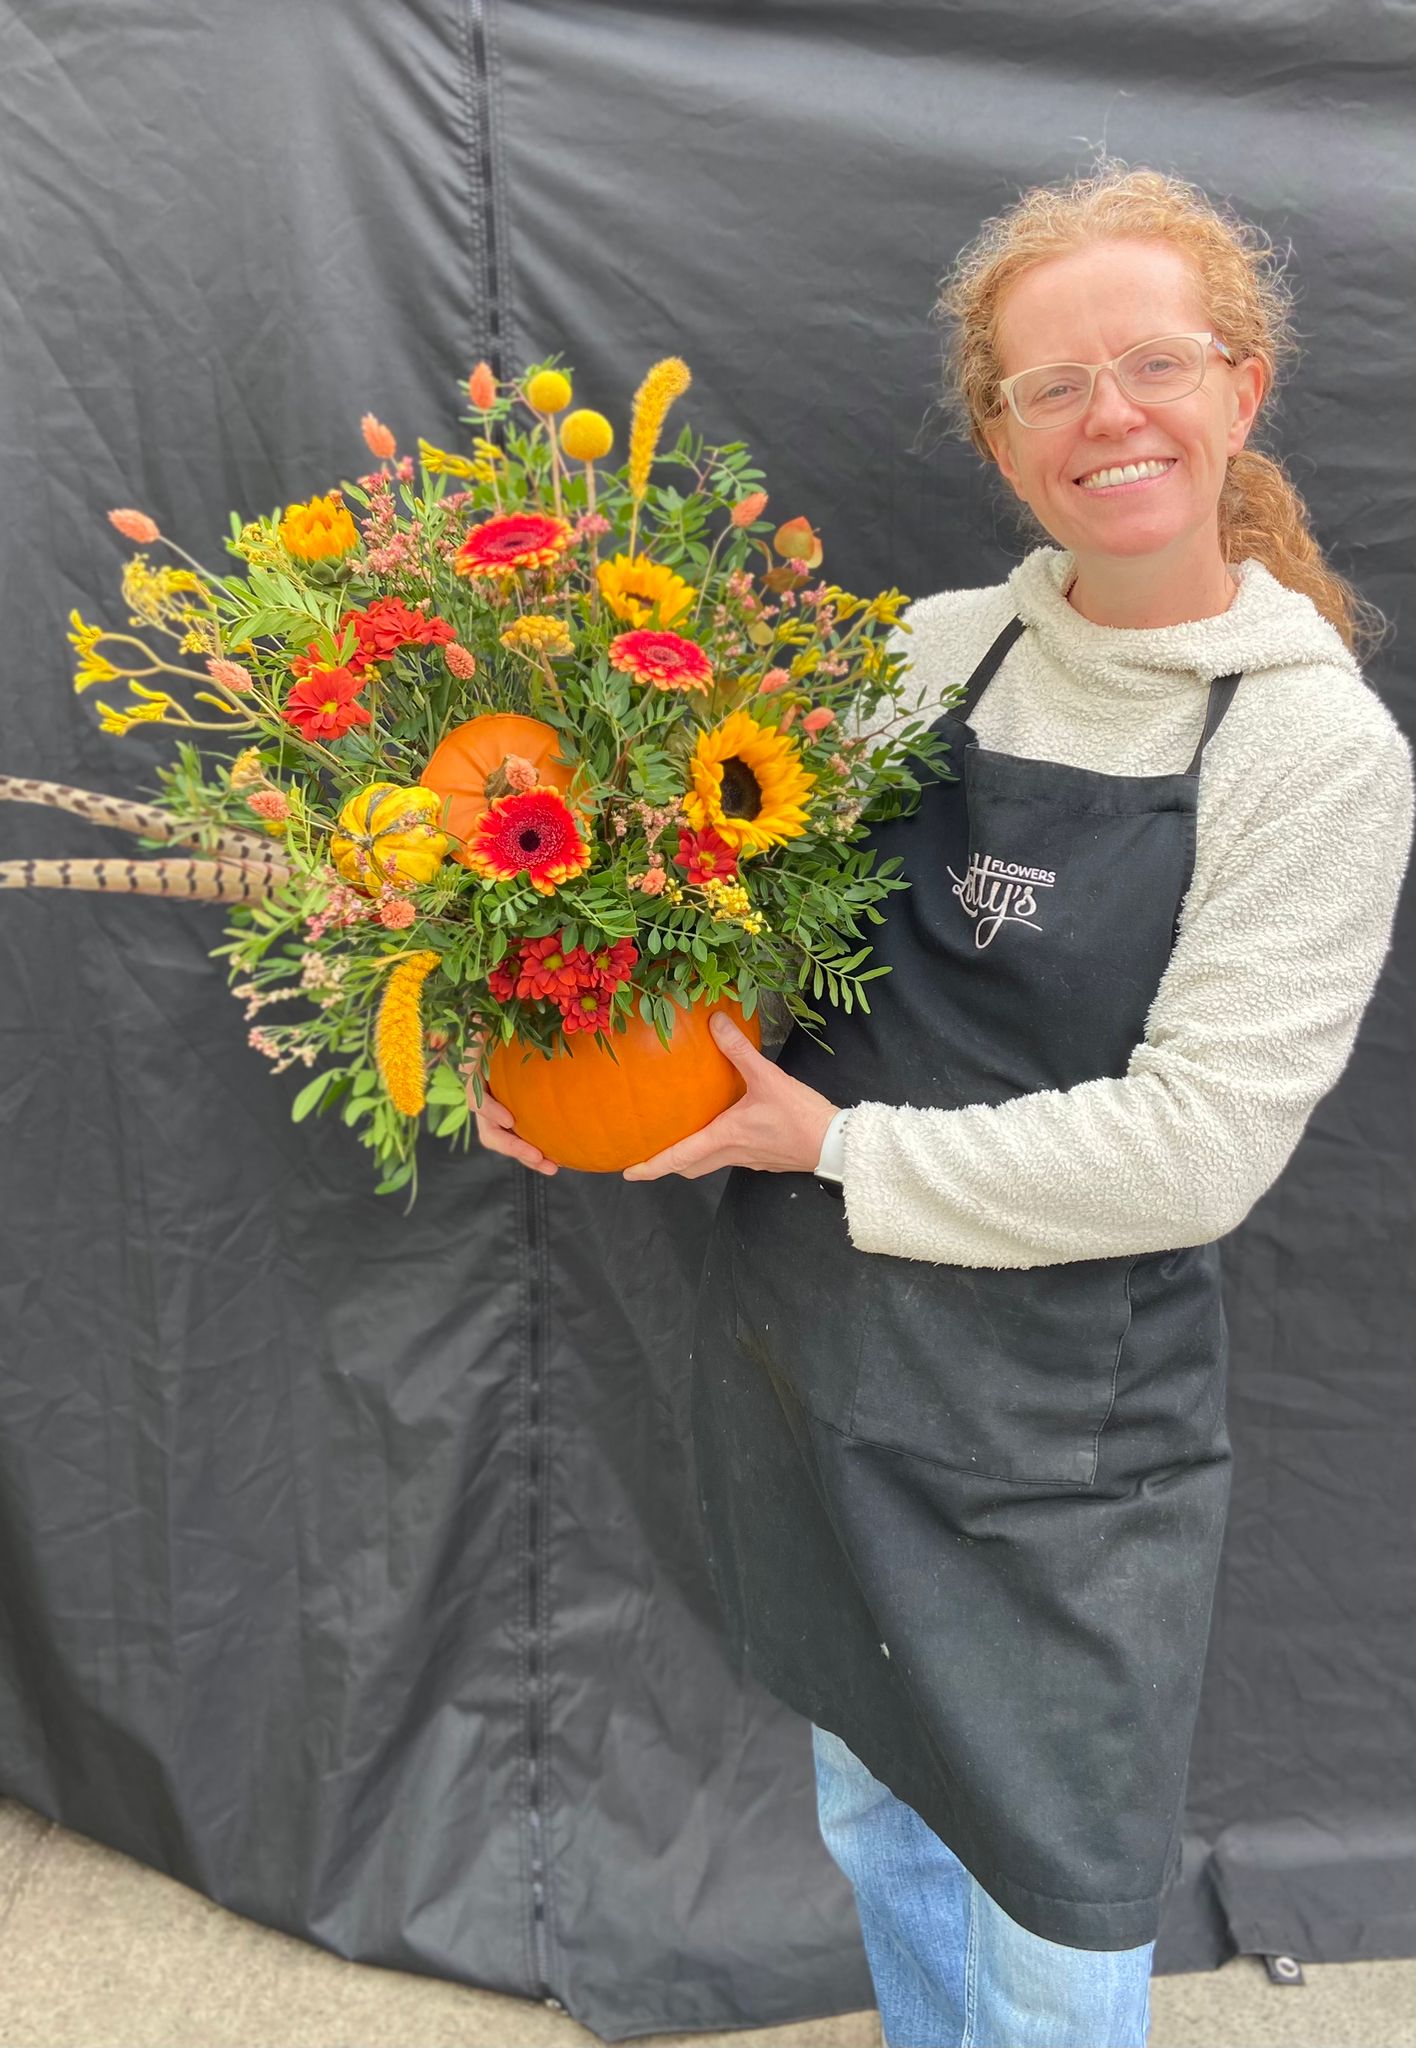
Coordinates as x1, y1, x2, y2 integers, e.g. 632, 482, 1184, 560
1220, 450, 1385, 658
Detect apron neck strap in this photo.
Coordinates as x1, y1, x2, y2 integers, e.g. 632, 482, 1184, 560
1184, 673, 1242, 776
952, 615, 1027, 723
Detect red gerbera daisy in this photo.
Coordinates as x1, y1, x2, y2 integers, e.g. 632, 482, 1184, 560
608, 628, 713, 693
466, 786, 592, 895
672, 825, 739, 885
452, 510, 575, 582
281, 663, 372, 741
346, 597, 457, 665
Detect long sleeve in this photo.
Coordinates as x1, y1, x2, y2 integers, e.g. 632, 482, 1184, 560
840, 724, 1415, 1270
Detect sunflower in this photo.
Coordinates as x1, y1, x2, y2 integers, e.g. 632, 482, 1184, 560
608, 628, 712, 693
595, 552, 695, 627
682, 710, 815, 858
452, 510, 575, 582
465, 786, 592, 895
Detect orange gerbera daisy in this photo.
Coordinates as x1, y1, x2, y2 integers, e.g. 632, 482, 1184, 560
465, 786, 591, 895
452, 510, 575, 581
608, 628, 713, 693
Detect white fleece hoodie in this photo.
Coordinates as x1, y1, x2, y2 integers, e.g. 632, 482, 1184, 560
832, 545, 1415, 1270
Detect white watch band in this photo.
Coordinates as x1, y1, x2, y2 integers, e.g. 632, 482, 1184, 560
813, 1105, 851, 1183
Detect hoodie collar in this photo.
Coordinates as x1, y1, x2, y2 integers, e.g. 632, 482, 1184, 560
1006, 546, 1357, 696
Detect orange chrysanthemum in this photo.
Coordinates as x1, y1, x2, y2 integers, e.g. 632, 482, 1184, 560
451, 510, 575, 582
465, 786, 591, 896
608, 628, 713, 693
279, 492, 359, 562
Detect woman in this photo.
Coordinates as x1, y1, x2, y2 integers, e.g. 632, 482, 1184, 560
474, 165, 1414, 2047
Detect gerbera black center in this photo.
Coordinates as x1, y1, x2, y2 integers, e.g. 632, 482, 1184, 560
519, 828, 543, 851
718, 757, 762, 820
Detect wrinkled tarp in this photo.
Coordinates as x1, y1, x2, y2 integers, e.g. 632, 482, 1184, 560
0, 1, 1412, 2037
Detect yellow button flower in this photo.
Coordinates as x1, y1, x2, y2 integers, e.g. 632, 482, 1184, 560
526, 370, 572, 414
560, 409, 614, 462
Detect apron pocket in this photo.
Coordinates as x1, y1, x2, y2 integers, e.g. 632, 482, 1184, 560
847, 1256, 1137, 1487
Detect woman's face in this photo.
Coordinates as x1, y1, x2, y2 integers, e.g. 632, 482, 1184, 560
984, 238, 1264, 568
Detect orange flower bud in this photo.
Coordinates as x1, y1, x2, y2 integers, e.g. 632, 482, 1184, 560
730, 490, 768, 528
361, 413, 397, 460
802, 706, 835, 734
108, 507, 160, 544
467, 361, 498, 410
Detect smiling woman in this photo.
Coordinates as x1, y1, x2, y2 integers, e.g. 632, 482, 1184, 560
675, 161, 1414, 2048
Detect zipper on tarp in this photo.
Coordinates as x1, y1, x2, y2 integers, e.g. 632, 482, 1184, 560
519, 1165, 556, 2006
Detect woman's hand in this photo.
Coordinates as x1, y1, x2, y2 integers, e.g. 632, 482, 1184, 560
465, 1027, 559, 1174
622, 1011, 839, 1181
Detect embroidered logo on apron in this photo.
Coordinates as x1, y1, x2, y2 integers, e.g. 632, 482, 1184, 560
946, 852, 1055, 949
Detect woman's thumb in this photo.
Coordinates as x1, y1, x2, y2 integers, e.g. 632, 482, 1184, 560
710, 1010, 756, 1061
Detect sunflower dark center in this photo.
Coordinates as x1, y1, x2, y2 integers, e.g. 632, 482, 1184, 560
717, 758, 762, 819
519, 827, 543, 852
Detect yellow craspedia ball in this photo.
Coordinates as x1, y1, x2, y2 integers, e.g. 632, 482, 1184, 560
560, 408, 614, 462
526, 370, 573, 414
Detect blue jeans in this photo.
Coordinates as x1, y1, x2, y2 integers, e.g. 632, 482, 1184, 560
812, 1725, 1154, 2048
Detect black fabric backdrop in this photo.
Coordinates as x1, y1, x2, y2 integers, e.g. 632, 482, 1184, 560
1, 2, 1412, 2039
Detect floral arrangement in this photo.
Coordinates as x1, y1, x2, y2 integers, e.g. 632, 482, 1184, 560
3, 354, 948, 1199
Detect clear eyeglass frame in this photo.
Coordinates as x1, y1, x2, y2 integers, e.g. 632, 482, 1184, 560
996, 332, 1235, 430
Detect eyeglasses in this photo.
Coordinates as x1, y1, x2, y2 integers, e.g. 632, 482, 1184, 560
996, 332, 1235, 429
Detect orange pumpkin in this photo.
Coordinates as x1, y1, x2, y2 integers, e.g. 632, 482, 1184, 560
487, 995, 762, 1172
420, 712, 586, 867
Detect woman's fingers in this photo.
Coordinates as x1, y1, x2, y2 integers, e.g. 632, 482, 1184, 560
469, 1079, 558, 1174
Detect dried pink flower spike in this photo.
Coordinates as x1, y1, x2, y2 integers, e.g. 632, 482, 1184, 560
108, 508, 160, 544
361, 413, 397, 460
206, 656, 254, 694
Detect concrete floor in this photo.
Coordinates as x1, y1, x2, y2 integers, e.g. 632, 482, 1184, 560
1, 1797, 1411, 2048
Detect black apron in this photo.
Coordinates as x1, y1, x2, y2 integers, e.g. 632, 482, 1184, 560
689, 615, 1241, 1952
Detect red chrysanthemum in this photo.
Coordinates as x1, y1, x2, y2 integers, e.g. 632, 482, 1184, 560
587, 936, 639, 989
290, 639, 374, 686
281, 664, 372, 740
465, 786, 591, 896
346, 597, 458, 665
561, 985, 616, 1035
483, 932, 640, 1024
608, 628, 713, 694
672, 825, 739, 885
452, 510, 575, 582
511, 934, 598, 1002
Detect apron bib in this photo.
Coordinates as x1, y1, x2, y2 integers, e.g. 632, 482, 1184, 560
689, 616, 1241, 1950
